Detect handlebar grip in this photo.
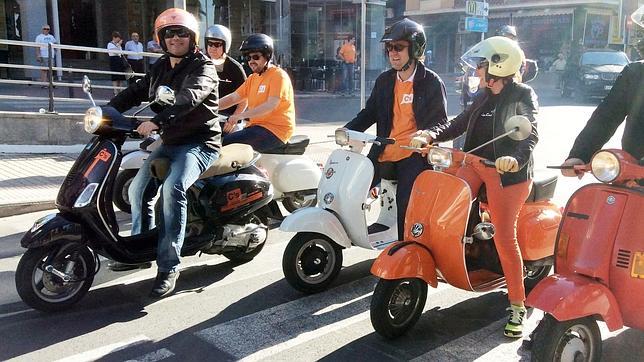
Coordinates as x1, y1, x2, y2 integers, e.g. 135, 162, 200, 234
377, 137, 396, 145
480, 159, 496, 168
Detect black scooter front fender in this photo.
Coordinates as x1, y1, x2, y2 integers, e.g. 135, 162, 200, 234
21, 213, 83, 249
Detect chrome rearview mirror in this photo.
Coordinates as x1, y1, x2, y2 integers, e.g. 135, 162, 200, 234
504, 115, 532, 141
82, 75, 97, 107
155, 86, 176, 106
82, 76, 92, 94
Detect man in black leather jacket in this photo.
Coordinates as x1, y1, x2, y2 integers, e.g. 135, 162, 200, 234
344, 18, 448, 239
107, 8, 220, 298
561, 6, 644, 174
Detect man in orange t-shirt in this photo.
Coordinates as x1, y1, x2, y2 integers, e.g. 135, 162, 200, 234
219, 33, 295, 152
339, 35, 357, 94
344, 19, 448, 239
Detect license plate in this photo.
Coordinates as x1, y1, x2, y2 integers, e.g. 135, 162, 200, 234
604, 85, 613, 90
632, 252, 644, 279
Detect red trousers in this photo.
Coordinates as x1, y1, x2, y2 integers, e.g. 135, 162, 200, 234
457, 165, 532, 303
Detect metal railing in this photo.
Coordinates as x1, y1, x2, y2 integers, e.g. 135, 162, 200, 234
0, 39, 162, 113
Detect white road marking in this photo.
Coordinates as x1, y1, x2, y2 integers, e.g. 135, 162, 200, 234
54, 335, 151, 362
125, 348, 175, 362
196, 277, 449, 361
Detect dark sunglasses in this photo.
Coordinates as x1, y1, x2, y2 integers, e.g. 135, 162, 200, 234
163, 28, 191, 39
385, 43, 408, 52
207, 41, 224, 48
43, 28, 50, 30
476, 60, 489, 69
245, 54, 263, 61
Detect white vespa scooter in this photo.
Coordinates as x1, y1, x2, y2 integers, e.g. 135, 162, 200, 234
112, 120, 322, 214
280, 128, 398, 293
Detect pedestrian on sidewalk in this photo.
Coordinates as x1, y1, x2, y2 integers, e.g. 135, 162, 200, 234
549, 53, 566, 89
146, 33, 163, 69
124, 32, 144, 84
339, 35, 357, 95
34, 24, 57, 87
107, 31, 127, 95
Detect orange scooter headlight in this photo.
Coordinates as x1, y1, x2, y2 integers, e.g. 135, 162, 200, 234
591, 151, 620, 183
427, 147, 452, 169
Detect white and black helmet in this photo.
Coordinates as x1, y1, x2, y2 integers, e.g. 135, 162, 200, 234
205, 24, 232, 53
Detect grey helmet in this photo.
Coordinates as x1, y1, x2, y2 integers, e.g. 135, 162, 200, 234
205, 24, 232, 53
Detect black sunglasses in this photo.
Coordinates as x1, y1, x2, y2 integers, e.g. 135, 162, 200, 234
163, 28, 191, 39
245, 54, 263, 61
207, 41, 224, 48
385, 43, 408, 52
476, 60, 489, 69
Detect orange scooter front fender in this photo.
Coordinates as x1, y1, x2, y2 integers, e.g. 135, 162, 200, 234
371, 241, 438, 287
526, 274, 624, 331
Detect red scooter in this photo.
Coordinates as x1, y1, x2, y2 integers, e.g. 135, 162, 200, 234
527, 149, 644, 361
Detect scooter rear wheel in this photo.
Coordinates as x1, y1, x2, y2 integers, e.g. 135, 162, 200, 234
370, 278, 427, 339
524, 264, 552, 291
15, 243, 95, 312
531, 314, 601, 362
282, 232, 342, 294
113, 169, 137, 214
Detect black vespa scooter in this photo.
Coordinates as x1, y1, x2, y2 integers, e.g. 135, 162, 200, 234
15, 77, 279, 312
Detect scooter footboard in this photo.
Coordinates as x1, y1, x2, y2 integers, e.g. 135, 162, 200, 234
371, 241, 438, 287
526, 274, 624, 331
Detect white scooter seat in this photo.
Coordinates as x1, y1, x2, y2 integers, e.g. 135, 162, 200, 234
199, 143, 255, 178
263, 135, 310, 155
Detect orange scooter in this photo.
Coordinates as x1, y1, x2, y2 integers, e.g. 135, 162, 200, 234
369, 116, 562, 339
527, 149, 644, 362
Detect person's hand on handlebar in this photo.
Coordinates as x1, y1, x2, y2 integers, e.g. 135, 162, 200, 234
560, 158, 585, 179
495, 156, 519, 174
410, 130, 434, 148
224, 114, 242, 134
136, 121, 159, 137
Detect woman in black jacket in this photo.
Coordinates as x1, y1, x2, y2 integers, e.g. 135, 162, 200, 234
344, 18, 448, 240
412, 36, 539, 338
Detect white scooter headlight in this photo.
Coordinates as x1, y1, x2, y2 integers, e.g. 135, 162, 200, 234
335, 128, 350, 146
84, 106, 103, 134
427, 147, 452, 169
591, 151, 620, 183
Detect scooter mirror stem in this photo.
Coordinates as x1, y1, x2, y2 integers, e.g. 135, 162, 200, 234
81, 76, 97, 107
466, 127, 519, 154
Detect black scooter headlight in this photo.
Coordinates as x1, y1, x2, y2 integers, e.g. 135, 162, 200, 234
84, 106, 103, 134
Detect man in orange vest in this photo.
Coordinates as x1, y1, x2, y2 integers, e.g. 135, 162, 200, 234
339, 35, 357, 95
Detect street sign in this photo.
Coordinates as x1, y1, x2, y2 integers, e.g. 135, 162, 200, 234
466, 1, 489, 17
465, 16, 488, 32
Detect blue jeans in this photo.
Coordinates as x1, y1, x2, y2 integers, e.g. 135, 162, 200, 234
342, 62, 354, 93
129, 143, 219, 272
223, 126, 285, 153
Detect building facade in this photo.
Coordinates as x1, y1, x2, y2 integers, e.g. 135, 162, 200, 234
404, 0, 643, 73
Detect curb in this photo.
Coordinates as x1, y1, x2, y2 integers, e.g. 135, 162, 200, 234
0, 201, 56, 218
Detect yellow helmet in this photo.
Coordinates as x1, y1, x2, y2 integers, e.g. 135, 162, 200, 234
461, 36, 524, 77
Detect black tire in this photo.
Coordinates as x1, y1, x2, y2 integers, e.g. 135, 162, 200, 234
370, 278, 428, 339
531, 314, 602, 362
113, 169, 137, 214
524, 264, 552, 291
15, 244, 95, 312
223, 215, 269, 263
282, 232, 343, 294
282, 194, 317, 213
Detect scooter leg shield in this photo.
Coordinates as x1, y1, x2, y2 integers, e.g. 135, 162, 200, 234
371, 241, 438, 287
526, 274, 624, 331
21, 213, 83, 249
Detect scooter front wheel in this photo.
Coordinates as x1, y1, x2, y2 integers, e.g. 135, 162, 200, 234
531, 314, 601, 362
15, 243, 96, 312
370, 278, 427, 339
282, 232, 343, 294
